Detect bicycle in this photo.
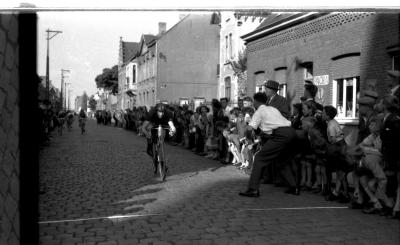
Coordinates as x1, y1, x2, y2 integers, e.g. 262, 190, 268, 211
150, 125, 173, 181
66, 116, 74, 131
57, 117, 65, 136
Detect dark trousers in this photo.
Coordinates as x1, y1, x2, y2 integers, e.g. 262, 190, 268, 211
248, 127, 297, 190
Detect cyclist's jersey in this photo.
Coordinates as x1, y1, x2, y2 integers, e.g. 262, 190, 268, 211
146, 108, 173, 127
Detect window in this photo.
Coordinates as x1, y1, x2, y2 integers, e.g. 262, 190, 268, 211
302, 62, 313, 81
392, 54, 399, 70
255, 85, 263, 93
225, 35, 228, 61
126, 77, 130, 87
254, 71, 265, 92
216, 64, 220, 76
332, 76, 360, 120
278, 84, 287, 98
229, 33, 233, 59
224, 77, 231, 100
132, 66, 136, 83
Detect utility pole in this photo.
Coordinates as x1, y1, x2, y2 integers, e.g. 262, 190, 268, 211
60, 69, 70, 110
64, 82, 71, 110
68, 89, 73, 110
45, 29, 62, 100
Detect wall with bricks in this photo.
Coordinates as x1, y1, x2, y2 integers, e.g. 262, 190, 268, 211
246, 13, 399, 145
0, 13, 20, 245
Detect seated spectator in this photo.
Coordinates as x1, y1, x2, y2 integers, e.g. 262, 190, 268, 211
351, 117, 394, 214
216, 120, 242, 165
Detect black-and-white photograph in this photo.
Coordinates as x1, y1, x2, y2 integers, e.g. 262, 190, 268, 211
1, 1, 400, 244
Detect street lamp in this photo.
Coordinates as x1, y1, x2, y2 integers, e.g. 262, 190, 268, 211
60, 69, 70, 110
45, 29, 62, 100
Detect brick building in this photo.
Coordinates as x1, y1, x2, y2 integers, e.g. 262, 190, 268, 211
243, 12, 400, 145
117, 37, 140, 110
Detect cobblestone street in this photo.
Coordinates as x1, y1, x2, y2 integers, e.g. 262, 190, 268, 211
39, 120, 399, 245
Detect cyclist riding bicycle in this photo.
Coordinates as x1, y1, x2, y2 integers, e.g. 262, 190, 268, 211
142, 103, 176, 175
78, 109, 87, 134
66, 111, 74, 130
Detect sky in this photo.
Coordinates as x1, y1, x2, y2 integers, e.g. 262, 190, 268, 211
4, 0, 400, 102
37, 11, 183, 101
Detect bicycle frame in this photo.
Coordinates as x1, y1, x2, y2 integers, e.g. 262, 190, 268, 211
151, 126, 170, 181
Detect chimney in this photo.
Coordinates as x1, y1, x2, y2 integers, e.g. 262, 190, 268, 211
158, 22, 166, 35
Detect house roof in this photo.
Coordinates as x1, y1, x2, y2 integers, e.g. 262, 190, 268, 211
241, 12, 327, 43
143, 34, 157, 45
254, 13, 300, 31
122, 41, 140, 63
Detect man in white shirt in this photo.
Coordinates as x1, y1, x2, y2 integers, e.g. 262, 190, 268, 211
239, 93, 298, 197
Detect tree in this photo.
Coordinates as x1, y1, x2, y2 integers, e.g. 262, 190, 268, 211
230, 49, 247, 75
95, 65, 118, 95
88, 95, 97, 111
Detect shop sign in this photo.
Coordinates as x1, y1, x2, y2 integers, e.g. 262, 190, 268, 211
313, 75, 329, 86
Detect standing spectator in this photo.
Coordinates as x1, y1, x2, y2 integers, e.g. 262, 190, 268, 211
380, 95, 400, 219
196, 105, 210, 155
264, 80, 291, 119
239, 93, 297, 197
238, 98, 244, 111
243, 96, 253, 108
220, 98, 232, 117
323, 105, 350, 203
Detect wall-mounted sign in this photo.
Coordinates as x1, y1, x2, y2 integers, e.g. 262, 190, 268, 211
313, 75, 329, 86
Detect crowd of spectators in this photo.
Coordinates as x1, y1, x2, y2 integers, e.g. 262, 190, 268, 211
101, 71, 399, 219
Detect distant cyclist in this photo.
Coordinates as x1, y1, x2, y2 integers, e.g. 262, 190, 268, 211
78, 109, 87, 134
142, 103, 176, 175
66, 111, 74, 131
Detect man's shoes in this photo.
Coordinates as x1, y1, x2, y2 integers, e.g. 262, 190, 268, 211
387, 211, 400, 219
274, 182, 285, 188
284, 187, 300, 196
363, 206, 382, 214
239, 189, 260, 197
325, 192, 339, 201
349, 201, 364, 209
337, 193, 350, 203
378, 206, 392, 216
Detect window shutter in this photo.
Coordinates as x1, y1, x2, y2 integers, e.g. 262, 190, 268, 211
254, 71, 265, 87
331, 55, 360, 79
274, 69, 287, 84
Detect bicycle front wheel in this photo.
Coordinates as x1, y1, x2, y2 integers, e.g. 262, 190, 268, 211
158, 142, 166, 181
